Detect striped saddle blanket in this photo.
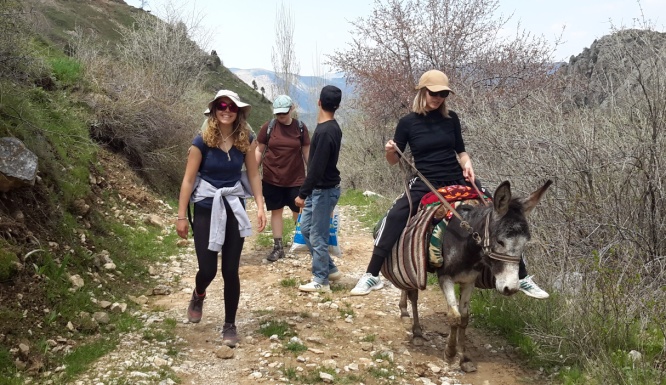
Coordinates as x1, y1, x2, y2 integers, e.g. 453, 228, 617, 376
380, 185, 492, 291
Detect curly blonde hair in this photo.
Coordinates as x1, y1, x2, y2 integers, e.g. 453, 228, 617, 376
202, 106, 252, 154
412, 88, 450, 118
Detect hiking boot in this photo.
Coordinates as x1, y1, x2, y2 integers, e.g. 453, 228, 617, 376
187, 290, 205, 323
266, 248, 285, 262
350, 273, 384, 296
519, 275, 549, 299
328, 271, 342, 282
298, 280, 331, 293
222, 323, 239, 347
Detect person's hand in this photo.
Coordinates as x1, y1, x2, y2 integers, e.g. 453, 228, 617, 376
385, 139, 397, 154
256, 209, 267, 233
462, 160, 475, 184
176, 218, 189, 239
294, 196, 305, 208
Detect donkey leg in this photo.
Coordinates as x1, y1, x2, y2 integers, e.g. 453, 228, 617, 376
438, 275, 460, 358
446, 324, 458, 359
407, 290, 427, 345
438, 276, 461, 324
457, 283, 478, 373
399, 290, 410, 319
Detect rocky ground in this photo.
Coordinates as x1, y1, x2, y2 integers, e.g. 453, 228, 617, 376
69, 201, 549, 385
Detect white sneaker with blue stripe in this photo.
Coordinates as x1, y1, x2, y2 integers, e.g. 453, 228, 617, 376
350, 273, 384, 296
519, 275, 549, 299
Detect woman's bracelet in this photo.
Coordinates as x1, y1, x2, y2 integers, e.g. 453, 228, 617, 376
177, 217, 187, 221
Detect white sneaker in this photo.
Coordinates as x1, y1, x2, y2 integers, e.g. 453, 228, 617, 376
328, 271, 342, 282
350, 273, 384, 296
298, 281, 331, 293
519, 275, 549, 299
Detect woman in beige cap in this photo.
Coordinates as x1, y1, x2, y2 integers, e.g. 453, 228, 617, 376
350, 70, 548, 299
176, 90, 267, 347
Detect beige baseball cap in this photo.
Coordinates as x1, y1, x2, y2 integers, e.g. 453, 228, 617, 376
415, 70, 454, 93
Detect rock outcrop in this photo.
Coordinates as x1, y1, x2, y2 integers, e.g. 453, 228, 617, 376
560, 29, 666, 107
0, 137, 38, 192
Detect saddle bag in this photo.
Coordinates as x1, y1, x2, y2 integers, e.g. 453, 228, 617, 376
380, 204, 439, 291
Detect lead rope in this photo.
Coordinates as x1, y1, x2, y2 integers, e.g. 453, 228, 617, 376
392, 144, 481, 245
393, 145, 520, 264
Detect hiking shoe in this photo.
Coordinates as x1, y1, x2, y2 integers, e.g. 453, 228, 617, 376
328, 271, 342, 282
266, 248, 285, 262
298, 281, 331, 293
350, 273, 384, 296
519, 275, 549, 299
222, 323, 239, 347
187, 290, 205, 323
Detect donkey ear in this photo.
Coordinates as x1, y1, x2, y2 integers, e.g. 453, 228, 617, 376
493, 181, 511, 217
523, 179, 553, 215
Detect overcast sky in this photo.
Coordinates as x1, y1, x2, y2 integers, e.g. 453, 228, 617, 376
124, 0, 666, 75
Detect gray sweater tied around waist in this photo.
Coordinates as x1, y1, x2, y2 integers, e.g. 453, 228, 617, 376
190, 177, 253, 252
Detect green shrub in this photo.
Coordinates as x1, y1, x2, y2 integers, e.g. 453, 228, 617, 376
48, 56, 82, 85
284, 341, 307, 354
338, 189, 391, 230
280, 278, 299, 288
0, 247, 19, 282
0, 344, 20, 384
258, 320, 294, 340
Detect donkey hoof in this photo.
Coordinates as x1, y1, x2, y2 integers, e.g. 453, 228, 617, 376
445, 346, 456, 359
412, 336, 426, 346
460, 360, 477, 373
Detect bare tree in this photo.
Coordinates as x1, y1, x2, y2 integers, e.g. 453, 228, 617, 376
330, 0, 557, 192
330, 0, 557, 126
271, 1, 300, 97
0, 0, 42, 80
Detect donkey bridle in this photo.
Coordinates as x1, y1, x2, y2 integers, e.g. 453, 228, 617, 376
481, 215, 521, 264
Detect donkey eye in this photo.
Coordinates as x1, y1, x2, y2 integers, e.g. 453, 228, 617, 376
497, 240, 505, 247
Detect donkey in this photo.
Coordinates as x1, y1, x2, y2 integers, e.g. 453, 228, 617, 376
398, 180, 552, 372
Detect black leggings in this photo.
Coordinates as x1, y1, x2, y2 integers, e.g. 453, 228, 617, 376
367, 178, 528, 279
193, 200, 244, 324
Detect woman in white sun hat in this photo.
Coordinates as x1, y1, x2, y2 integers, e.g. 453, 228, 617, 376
176, 89, 266, 347
350, 70, 548, 300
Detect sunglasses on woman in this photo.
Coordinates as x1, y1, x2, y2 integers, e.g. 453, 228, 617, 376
217, 101, 239, 113
427, 90, 450, 98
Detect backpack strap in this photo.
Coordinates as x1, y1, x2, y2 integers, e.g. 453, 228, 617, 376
296, 119, 304, 146
261, 118, 277, 161
261, 118, 304, 160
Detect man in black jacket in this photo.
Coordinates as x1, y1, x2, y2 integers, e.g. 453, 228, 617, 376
295, 85, 343, 293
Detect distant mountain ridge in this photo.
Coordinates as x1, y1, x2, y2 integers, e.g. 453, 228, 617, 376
229, 68, 353, 126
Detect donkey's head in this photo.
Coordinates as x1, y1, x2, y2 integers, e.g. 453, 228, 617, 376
485, 180, 552, 295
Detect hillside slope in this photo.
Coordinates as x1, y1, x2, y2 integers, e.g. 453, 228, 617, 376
0, 0, 271, 382
29, 0, 273, 131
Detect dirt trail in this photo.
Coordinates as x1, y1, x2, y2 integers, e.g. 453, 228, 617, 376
150, 202, 548, 385
71, 191, 549, 384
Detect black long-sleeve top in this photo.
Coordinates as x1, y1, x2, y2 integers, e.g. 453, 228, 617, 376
298, 119, 342, 199
394, 110, 466, 183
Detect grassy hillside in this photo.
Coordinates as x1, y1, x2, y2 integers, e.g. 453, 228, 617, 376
31, 0, 272, 131
0, 0, 272, 382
